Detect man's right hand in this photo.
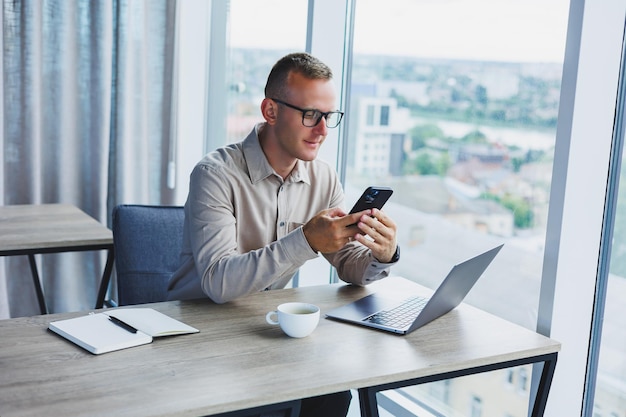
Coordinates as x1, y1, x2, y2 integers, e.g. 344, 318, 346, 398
302, 207, 368, 253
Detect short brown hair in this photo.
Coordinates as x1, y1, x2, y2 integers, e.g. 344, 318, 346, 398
264, 52, 333, 99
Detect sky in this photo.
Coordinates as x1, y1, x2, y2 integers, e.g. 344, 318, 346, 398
229, 0, 570, 63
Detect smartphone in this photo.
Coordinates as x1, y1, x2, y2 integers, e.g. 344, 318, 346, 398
349, 186, 393, 214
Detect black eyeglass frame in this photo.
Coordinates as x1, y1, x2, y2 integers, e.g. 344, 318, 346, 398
270, 98, 344, 128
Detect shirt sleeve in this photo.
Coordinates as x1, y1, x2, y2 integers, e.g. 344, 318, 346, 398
323, 242, 398, 286
187, 164, 318, 303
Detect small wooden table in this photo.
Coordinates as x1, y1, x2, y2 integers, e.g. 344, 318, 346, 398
0, 277, 560, 417
0, 204, 114, 314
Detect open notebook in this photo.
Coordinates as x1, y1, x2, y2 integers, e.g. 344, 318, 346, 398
48, 308, 199, 354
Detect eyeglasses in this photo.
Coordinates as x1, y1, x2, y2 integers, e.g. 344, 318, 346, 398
270, 98, 344, 128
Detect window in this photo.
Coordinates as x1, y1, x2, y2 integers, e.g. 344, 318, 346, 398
366, 104, 375, 125
470, 395, 483, 417
380, 105, 390, 126
517, 367, 528, 393
430, 379, 451, 404
506, 369, 515, 387
346, 0, 568, 415
177, 1, 626, 415
588, 34, 626, 417
225, 0, 308, 145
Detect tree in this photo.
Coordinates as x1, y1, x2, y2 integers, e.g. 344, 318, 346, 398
501, 194, 534, 229
460, 129, 488, 144
483, 193, 534, 229
404, 151, 450, 176
408, 123, 445, 150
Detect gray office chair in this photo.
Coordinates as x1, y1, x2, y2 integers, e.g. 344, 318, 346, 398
112, 204, 300, 417
112, 204, 185, 306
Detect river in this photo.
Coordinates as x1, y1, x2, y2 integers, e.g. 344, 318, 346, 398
414, 118, 556, 151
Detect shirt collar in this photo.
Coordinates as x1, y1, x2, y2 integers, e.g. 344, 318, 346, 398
242, 124, 311, 185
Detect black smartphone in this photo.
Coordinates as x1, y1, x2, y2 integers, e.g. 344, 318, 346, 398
349, 186, 393, 214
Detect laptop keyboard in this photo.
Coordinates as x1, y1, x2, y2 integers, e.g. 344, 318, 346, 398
364, 295, 428, 328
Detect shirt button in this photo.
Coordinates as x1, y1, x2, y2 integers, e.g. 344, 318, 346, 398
279, 221, 285, 227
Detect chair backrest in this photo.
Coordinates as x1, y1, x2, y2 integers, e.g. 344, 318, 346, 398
112, 204, 184, 306
112, 205, 300, 417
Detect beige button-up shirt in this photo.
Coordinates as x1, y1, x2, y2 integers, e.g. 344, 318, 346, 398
167, 124, 394, 303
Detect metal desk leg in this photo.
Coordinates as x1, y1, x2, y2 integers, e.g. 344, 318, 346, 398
358, 387, 380, 417
530, 352, 558, 417
95, 247, 115, 309
357, 352, 558, 417
28, 254, 47, 315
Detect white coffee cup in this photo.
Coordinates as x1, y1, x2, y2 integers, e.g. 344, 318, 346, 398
265, 302, 320, 338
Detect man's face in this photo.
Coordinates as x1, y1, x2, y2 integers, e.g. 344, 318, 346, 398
272, 72, 337, 162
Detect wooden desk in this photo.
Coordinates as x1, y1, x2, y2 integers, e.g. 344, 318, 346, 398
0, 204, 114, 314
0, 277, 560, 417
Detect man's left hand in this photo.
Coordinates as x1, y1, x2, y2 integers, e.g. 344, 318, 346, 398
353, 208, 398, 263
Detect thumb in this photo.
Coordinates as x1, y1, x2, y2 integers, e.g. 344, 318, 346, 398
327, 206, 347, 218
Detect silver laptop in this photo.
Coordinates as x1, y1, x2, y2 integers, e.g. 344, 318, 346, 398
325, 244, 503, 335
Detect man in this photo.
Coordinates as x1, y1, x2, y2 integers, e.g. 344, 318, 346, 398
168, 52, 399, 417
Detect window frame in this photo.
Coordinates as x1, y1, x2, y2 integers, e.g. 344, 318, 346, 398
539, 1, 624, 416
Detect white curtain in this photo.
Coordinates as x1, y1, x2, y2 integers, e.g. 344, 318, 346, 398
0, 0, 178, 318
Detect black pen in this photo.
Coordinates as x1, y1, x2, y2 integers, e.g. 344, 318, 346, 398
107, 315, 138, 334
